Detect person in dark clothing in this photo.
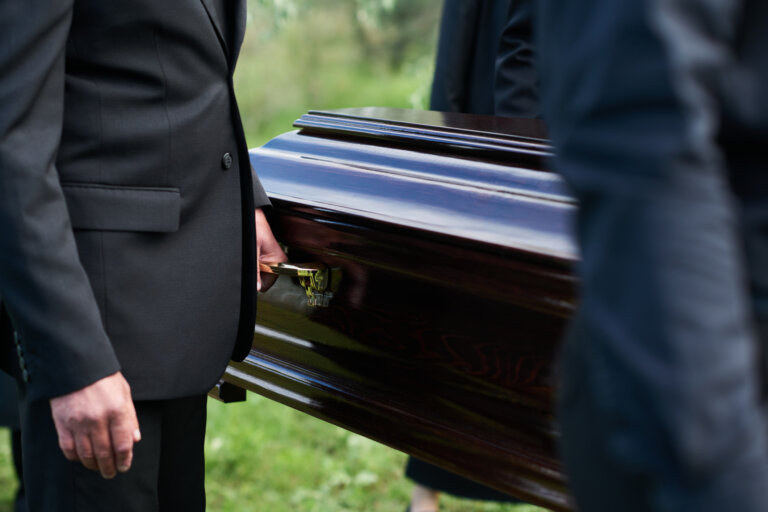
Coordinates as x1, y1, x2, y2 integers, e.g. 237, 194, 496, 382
430, 0, 539, 119
0, 2, 286, 511
536, 0, 768, 510
494, 0, 539, 118
429, 0, 511, 115
405, 2, 539, 510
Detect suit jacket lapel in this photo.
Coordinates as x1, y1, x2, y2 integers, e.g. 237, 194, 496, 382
232, 0, 247, 65
199, 0, 230, 63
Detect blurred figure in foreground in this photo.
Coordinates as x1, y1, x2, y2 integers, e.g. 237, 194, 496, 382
405, 1, 539, 510
537, 0, 768, 510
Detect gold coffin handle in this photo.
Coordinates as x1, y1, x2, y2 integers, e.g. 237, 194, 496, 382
259, 262, 339, 307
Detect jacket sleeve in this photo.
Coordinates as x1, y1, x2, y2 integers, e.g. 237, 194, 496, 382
252, 168, 270, 209
0, 0, 121, 400
494, 0, 540, 118
429, 0, 480, 112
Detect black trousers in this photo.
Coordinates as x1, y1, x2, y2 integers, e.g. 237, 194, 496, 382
405, 456, 517, 502
19, 391, 207, 512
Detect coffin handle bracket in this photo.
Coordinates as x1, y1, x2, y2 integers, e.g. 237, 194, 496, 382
259, 262, 341, 307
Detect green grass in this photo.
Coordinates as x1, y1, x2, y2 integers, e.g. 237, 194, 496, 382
0, 429, 14, 512
204, 395, 548, 512
0, 397, 548, 511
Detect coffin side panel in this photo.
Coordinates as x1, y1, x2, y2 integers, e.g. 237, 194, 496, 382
227, 111, 577, 510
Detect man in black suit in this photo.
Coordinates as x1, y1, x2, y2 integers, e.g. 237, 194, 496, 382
0, 1, 285, 510
536, 0, 768, 509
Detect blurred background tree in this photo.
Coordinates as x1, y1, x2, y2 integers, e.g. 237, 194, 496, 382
237, 0, 441, 146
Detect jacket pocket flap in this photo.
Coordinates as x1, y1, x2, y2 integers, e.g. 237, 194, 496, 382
62, 183, 180, 233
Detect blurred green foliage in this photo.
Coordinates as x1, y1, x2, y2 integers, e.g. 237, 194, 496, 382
236, 0, 442, 147
0, 431, 11, 511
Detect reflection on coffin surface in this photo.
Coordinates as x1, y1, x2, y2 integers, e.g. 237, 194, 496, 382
221, 107, 577, 511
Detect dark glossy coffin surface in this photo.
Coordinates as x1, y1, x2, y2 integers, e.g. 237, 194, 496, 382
226, 108, 577, 510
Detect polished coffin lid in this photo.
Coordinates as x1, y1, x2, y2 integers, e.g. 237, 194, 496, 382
227, 107, 577, 510
264, 108, 574, 259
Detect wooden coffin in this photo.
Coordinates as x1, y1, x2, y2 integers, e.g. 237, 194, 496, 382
218, 107, 577, 510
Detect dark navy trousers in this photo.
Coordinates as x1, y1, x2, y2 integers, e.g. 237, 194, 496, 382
536, 0, 768, 510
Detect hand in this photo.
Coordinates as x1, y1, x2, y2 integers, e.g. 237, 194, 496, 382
50, 371, 141, 479
255, 208, 287, 292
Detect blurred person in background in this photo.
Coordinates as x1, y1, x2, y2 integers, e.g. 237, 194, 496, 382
429, 0, 510, 116
405, 1, 538, 510
537, 0, 768, 510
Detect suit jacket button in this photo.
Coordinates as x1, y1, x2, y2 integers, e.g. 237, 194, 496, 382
21, 369, 29, 382
221, 152, 233, 170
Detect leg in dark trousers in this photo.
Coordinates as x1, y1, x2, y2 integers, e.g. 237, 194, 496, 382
19, 390, 207, 512
157, 395, 207, 511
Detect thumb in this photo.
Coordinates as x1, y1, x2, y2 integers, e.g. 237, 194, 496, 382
255, 213, 262, 292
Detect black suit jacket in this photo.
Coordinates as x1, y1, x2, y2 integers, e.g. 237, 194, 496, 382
0, 0, 267, 401
430, 0, 511, 115
494, 0, 539, 118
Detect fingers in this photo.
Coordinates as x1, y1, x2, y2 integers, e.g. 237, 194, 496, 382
63, 408, 140, 479
255, 208, 287, 293
50, 372, 141, 479
110, 403, 140, 474
56, 427, 78, 462
57, 420, 115, 478
256, 224, 262, 292
73, 432, 99, 473
90, 425, 117, 479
